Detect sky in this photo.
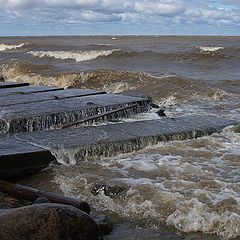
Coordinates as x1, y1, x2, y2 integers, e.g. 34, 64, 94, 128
0, 0, 239, 36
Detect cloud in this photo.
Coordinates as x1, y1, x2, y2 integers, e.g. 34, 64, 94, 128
134, 1, 185, 17
0, 0, 40, 9
0, 0, 239, 35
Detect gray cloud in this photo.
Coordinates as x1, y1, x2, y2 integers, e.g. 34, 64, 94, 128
0, 0, 239, 34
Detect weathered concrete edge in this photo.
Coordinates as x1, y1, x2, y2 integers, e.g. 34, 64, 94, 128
59, 118, 239, 163
0, 90, 107, 107
0, 150, 55, 179
1, 116, 238, 178
14, 116, 239, 165
0, 82, 29, 89
0, 99, 150, 134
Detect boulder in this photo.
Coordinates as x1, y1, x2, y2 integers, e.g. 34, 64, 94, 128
0, 203, 102, 240
92, 214, 113, 235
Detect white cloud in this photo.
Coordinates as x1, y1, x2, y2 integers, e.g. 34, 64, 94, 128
135, 1, 185, 17
0, 0, 239, 35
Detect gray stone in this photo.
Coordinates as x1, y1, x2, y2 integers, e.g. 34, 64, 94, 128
91, 184, 126, 198
0, 203, 102, 240
33, 197, 51, 204
92, 214, 113, 235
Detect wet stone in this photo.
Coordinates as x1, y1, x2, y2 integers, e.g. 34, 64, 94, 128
33, 197, 52, 204
91, 184, 126, 198
0, 203, 102, 240
92, 214, 114, 235
157, 231, 180, 240
157, 109, 167, 117
150, 102, 160, 108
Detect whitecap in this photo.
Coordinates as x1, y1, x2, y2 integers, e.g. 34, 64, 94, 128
197, 46, 224, 52
0, 43, 28, 52
28, 49, 117, 62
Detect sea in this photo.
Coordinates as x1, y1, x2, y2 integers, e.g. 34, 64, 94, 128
0, 35, 239, 240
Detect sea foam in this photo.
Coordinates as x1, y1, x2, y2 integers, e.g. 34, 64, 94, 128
28, 49, 117, 62
0, 43, 28, 51
197, 46, 224, 52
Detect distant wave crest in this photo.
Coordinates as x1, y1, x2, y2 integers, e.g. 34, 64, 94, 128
197, 46, 224, 52
0, 43, 28, 52
28, 49, 118, 62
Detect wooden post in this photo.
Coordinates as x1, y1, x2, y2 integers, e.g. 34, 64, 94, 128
0, 180, 90, 214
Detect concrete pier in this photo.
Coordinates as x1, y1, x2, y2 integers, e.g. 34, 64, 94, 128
0, 115, 238, 178
0, 82, 238, 179
0, 83, 150, 134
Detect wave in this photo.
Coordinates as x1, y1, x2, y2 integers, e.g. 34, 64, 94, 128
103, 48, 237, 65
52, 125, 240, 239
0, 43, 28, 52
0, 60, 204, 100
197, 46, 224, 53
28, 49, 118, 62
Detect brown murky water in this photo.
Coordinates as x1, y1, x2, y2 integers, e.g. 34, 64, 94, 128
0, 36, 240, 239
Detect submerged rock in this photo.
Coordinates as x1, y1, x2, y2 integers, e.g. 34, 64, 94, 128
156, 109, 167, 117
91, 184, 126, 198
150, 102, 160, 109
0, 203, 102, 240
157, 231, 180, 240
92, 214, 114, 235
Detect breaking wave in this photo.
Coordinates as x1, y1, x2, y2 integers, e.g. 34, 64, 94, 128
197, 46, 224, 52
0, 60, 202, 100
28, 49, 118, 62
52, 126, 240, 240
0, 43, 28, 52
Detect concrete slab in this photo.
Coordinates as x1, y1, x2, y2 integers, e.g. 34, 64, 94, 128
0, 85, 63, 97
0, 115, 237, 178
0, 136, 55, 179
0, 89, 106, 107
0, 82, 29, 89
0, 94, 150, 134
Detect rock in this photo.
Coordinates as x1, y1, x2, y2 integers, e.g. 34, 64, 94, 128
157, 109, 167, 117
150, 102, 160, 109
91, 184, 126, 198
233, 123, 240, 133
33, 197, 51, 204
0, 203, 102, 240
157, 231, 180, 240
92, 214, 113, 235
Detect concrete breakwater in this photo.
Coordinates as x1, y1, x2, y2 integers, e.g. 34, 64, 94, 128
0, 81, 239, 178
0, 85, 150, 134
0, 114, 238, 178
0, 81, 239, 239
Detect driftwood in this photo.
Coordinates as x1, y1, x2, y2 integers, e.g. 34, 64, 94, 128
61, 103, 138, 128
0, 179, 90, 214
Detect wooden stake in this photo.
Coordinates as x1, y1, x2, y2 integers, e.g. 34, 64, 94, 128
0, 179, 90, 214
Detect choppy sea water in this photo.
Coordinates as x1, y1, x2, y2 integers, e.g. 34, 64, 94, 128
0, 36, 239, 239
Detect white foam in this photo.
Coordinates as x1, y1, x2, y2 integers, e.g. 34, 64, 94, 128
167, 198, 240, 239
0, 43, 27, 51
197, 46, 224, 52
28, 49, 117, 62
